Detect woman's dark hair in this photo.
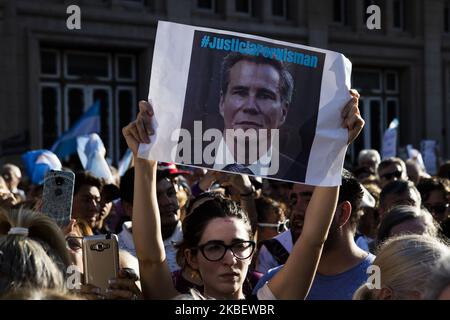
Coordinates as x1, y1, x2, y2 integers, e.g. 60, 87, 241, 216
416, 178, 449, 202
175, 192, 253, 267
255, 196, 286, 223
377, 205, 438, 246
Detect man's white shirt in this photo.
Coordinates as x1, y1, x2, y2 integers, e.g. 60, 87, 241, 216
118, 220, 183, 273
256, 229, 293, 274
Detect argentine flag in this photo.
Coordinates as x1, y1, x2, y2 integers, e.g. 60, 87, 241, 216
22, 149, 62, 185
51, 100, 101, 158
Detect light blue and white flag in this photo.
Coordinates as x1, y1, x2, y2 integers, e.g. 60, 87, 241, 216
51, 100, 101, 158
22, 149, 62, 185
77, 133, 113, 184
118, 149, 133, 177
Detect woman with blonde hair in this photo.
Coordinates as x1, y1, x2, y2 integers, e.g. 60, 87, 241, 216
353, 234, 450, 300
425, 254, 450, 300
0, 207, 70, 295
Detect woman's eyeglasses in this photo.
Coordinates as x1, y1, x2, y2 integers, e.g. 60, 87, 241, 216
66, 236, 83, 251
258, 220, 290, 233
194, 240, 256, 262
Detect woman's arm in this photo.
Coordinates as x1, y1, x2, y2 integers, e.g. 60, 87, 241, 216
266, 186, 339, 299
123, 101, 179, 299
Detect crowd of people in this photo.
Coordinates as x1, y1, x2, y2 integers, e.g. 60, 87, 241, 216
0, 94, 449, 301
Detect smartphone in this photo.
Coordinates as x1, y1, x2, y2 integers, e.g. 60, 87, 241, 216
42, 170, 75, 227
82, 234, 119, 293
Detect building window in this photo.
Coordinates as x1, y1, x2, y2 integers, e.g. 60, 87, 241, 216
272, 0, 287, 18
197, 0, 214, 10
385, 71, 399, 93
40, 48, 138, 163
40, 49, 60, 78
115, 54, 136, 82
235, 0, 251, 14
393, 0, 404, 30
40, 83, 61, 149
64, 51, 112, 81
353, 70, 382, 93
351, 69, 400, 160
333, 0, 347, 24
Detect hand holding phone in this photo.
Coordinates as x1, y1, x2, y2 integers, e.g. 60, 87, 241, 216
82, 234, 119, 293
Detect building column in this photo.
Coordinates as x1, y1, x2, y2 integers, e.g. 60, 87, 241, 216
261, 0, 272, 24
166, 0, 191, 23
424, 0, 445, 156
2, 1, 19, 142
307, 0, 329, 48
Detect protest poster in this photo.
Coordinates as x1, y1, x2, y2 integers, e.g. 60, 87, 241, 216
382, 119, 398, 159
421, 140, 438, 175
138, 21, 353, 186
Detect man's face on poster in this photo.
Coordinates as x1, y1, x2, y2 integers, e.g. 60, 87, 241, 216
219, 60, 288, 132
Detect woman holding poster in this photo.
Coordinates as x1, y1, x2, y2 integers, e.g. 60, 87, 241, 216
122, 91, 363, 300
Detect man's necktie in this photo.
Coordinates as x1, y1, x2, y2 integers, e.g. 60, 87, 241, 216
222, 163, 254, 175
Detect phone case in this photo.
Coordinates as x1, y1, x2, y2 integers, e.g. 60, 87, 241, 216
42, 170, 75, 227
82, 234, 119, 293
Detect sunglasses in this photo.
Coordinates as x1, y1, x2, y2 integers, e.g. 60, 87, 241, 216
381, 170, 403, 180
424, 203, 449, 216
66, 236, 83, 251
258, 220, 290, 233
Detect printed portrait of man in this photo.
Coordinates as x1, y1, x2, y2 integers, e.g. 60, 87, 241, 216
177, 31, 325, 182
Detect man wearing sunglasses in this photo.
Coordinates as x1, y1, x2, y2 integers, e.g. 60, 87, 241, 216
417, 178, 450, 224
255, 196, 289, 243
377, 157, 409, 188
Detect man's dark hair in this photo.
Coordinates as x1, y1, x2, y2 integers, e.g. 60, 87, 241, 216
120, 167, 173, 205
376, 205, 438, 246
220, 52, 294, 105
339, 169, 364, 228
416, 177, 450, 202
255, 196, 286, 223
379, 180, 421, 208
74, 172, 102, 195
119, 167, 134, 205
377, 157, 407, 175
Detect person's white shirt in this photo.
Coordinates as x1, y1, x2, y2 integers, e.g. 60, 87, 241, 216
256, 229, 293, 274
213, 137, 273, 176
118, 220, 183, 273
118, 221, 135, 256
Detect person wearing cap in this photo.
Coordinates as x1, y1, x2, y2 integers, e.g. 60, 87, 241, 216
254, 170, 375, 300
1, 164, 26, 202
